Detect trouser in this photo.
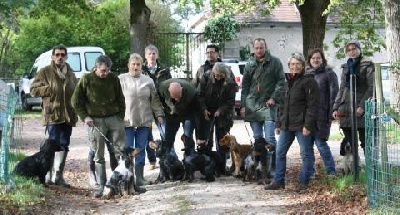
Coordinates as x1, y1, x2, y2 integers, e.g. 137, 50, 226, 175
89, 116, 125, 165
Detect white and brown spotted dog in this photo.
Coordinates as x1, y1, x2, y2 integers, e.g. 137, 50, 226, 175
102, 147, 142, 199
219, 135, 252, 177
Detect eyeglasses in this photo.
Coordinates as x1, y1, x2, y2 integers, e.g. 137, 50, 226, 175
54, 53, 66, 57
346, 48, 357, 53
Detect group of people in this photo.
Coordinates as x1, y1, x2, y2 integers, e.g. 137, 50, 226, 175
29, 37, 373, 197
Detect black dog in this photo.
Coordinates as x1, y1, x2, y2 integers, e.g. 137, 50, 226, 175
14, 139, 61, 186
181, 135, 215, 182
196, 142, 224, 177
150, 140, 184, 183
103, 147, 144, 199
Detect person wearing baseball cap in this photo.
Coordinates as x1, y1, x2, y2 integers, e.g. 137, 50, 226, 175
332, 40, 375, 155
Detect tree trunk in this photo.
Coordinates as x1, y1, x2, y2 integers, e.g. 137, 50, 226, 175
384, 0, 400, 109
297, 0, 330, 57
130, 0, 151, 56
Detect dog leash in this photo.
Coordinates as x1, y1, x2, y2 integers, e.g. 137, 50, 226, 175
93, 125, 122, 155
244, 122, 254, 146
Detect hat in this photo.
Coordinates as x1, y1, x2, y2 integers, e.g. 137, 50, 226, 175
345, 40, 361, 51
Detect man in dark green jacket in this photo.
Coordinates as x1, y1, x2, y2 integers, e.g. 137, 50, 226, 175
158, 78, 200, 154
71, 55, 127, 198
240, 38, 286, 180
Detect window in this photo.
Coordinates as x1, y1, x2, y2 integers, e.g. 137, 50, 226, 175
85, 52, 103, 71
67, 53, 81, 72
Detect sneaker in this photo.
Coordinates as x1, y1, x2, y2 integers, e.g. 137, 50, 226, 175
264, 180, 285, 190
149, 162, 158, 170
295, 183, 308, 193
326, 172, 336, 178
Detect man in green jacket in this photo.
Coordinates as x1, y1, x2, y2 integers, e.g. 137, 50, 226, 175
158, 78, 200, 154
71, 55, 126, 198
240, 38, 286, 181
30, 45, 78, 188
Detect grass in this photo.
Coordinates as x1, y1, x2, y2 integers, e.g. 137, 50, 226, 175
175, 195, 192, 213
14, 109, 41, 118
0, 152, 46, 209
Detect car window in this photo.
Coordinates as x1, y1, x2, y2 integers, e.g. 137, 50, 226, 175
67, 52, 81, 72
85, 52, 103, 71
381, 66, 390, 80
29, 66, 38, 79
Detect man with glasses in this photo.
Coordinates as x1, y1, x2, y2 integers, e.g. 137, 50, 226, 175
30, 45, 78, 187
71, 55, 128, 198
190, 44, 223, 145
240, 38, 286, 182
192, 44, 222, 88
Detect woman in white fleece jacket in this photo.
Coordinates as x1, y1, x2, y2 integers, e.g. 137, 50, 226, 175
118, 53, 164, 186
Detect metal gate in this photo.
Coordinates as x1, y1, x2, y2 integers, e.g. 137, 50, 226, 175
149, 33, 205, 80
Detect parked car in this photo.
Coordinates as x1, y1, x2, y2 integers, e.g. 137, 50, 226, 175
19, 46, 105, 111
380, 63, 391, 103
224, 61, 247, 116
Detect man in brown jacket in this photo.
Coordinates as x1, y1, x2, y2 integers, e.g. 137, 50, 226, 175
30, 45, 78, 187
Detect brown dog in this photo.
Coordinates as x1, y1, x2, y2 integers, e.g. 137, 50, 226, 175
219, 135, 252, 176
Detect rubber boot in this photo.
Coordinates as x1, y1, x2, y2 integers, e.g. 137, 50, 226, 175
88, 150, 98, 187
45, 170, 53, 185
135, 165, 149, 186
94, 163, 106, 198
53, 151, 70, 188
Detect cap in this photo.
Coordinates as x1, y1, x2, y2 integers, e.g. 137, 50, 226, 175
345, 40, 361, 51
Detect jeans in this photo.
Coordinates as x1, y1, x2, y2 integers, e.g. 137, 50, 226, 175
274, 129, 315, 185
183, 119, 195, 138
250, 121, 277, 146
46, 123, 73, 151
250, 120, 277, 175
314, 138, 336, 174
125, 127, 150, 167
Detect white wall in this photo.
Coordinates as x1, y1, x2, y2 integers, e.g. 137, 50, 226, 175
225, 24, 388, 78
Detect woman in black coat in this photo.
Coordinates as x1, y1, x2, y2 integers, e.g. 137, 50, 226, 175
198, 62, 238, 174
306, 48, 339, 176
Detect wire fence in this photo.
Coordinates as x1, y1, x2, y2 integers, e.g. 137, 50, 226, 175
365, 100, 400, 212
0, 81, 22, 192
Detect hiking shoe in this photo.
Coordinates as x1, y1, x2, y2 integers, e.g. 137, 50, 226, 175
264, 181, 285, 190
326, 172, 336, 178
295, 184, 308, 193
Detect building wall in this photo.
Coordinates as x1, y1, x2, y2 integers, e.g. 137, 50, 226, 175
224, 24, 388, 77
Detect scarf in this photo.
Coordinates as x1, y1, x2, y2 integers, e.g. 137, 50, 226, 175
345, 55, 362, 88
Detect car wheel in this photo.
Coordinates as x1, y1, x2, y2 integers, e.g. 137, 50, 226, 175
21, 93, 32, 111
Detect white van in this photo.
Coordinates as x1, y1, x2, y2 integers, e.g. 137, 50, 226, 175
224, 61, 247, 116
19, 46, 105, 110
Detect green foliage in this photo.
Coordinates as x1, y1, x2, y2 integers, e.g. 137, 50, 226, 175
0, 152, 46, 208
331, 0, 385, 59
239, 45, 251, 61
10, 0, 180, 75
204, 14, 238, 53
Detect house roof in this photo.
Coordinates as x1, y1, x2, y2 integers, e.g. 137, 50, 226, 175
234, 0, 339, 25
235, 0, 301, 24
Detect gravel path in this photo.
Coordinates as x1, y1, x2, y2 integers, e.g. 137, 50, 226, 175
19, 116, 356, 214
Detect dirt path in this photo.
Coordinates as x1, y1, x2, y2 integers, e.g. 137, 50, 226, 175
18, 116, 349, 214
